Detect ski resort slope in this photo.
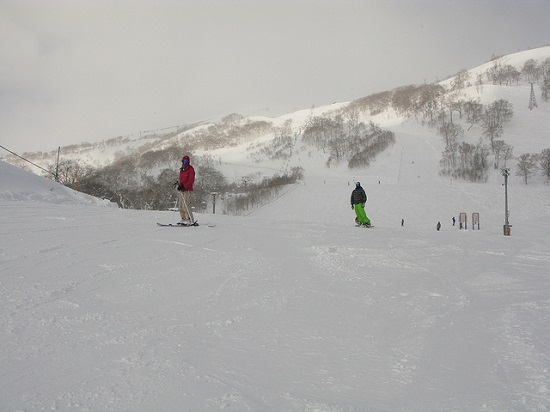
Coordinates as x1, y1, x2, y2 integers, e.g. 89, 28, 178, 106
1, 158, 550, 411
2, 45, 550, 412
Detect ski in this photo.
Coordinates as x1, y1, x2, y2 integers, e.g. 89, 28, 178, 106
355, 224, 374, 228
157, 222, 197, 227
157, 222, 216, 228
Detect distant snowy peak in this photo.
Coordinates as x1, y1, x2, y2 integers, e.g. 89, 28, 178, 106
440, 45, 550, 87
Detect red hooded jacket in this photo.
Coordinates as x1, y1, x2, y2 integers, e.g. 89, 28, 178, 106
179, 156, 195, 191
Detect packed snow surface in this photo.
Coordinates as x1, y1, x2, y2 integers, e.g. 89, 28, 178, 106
1, 158, 550, 411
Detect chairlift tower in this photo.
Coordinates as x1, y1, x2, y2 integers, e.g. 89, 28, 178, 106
529, 82, 537, 110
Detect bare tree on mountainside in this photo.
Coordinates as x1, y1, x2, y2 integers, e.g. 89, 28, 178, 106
391, 85, 419, 116
482, 99, 513, 151
522, 59, 540, 83
492, 140, 514, 170
440, 140, 489, 182
541, 58, 550, 102
416, 84, 446, 124
463, 98, 483, 130
504, 64, 521, 86
541, 58, 550, 79
516, 153, 539, 185
486, 59, 520, 86
539, 148, 550, 181
475, 73, 484, 93
344, 105, 360, 137
438, 121, 463, 152
450, 69, 470, 92
542, 78, 550, 102
46, 159, 81, 188
448, 100, 464, 124
486, 59, 503, 85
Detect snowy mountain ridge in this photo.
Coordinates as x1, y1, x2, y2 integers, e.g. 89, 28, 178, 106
3, 45, 550, 188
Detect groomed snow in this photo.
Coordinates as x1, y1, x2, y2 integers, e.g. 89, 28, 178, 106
1, 154, 550, 411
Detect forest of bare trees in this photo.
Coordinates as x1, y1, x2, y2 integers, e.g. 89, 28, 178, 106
301, 116, 395, 168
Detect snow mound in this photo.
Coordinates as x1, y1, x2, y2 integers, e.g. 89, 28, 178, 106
0, 160, 116, 207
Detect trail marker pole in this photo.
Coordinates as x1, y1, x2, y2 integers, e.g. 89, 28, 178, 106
502, 168, 511, 236
211, 192, 218, 214
55, 147, 61, 182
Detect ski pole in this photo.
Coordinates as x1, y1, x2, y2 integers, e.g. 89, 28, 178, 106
181, 192, 194, 224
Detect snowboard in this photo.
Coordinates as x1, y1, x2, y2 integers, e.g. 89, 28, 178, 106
355, 224, 374, 228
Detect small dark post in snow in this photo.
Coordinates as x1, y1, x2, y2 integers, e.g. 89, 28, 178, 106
502, 168, 511, 236
55, 146, 61, 182
211, 192, 218, 214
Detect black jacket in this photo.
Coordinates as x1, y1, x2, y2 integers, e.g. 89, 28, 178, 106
351, 186, 367, 205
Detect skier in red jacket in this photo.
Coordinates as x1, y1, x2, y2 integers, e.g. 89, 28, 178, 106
177, 155, 195, 225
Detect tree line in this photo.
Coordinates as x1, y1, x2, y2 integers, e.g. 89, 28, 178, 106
224, 167, 304, 215
516, 148, 550, 184
301, 116, 395, 169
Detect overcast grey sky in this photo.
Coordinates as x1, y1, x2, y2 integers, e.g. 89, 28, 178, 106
1, 0, 550, 153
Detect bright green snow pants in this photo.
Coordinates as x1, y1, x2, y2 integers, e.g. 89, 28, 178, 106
354, 203, 370, 225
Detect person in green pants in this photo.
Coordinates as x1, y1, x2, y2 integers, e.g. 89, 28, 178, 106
351, 182, 371, 226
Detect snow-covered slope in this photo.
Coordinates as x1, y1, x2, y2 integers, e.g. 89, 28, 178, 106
0, 160, 116, 206
2, 120, 550, 411
1, 46, 550, 411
